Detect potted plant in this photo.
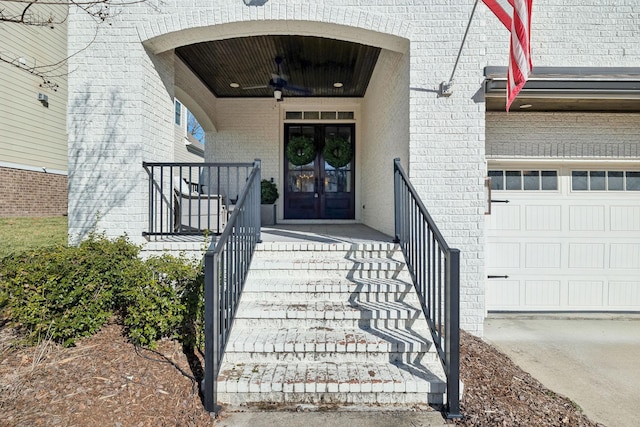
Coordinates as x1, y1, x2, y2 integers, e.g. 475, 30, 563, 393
260, 179, 279, 226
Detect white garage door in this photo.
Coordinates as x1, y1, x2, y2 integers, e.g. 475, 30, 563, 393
486, 163, 640, 311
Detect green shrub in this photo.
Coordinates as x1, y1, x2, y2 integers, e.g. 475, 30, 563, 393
0, 234, 141, 346
120, 254, 204, 350
0, 233, 204, 349
261, 179, 279, 204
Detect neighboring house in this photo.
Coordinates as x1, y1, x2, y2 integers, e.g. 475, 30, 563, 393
66, 0, 640, 335
0, 3, 68, 217
0, 8, 201, 219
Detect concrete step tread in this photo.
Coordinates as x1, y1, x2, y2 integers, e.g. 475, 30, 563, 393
256, 242, 399, 252
251, 251, 404, 262
217, 360, 446, 394
242, 277, 414, 293
236, 300, 424, 320
249, 258, 406, 271
225, 326, 433, 354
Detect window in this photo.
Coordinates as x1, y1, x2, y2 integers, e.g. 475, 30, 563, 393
489, 170, 558, 191
608, 171, 624, 191
488, 170, 504, 190
572, 170, 640, 191
285, 111, 355, 121
174, 100, 182, 126
541, 171, 558, 190
186, 110, 205, 144
627, 172, 640, 191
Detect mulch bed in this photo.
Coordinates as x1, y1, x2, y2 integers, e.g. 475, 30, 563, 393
455, 331, 603, 426
0, 322, 603, 426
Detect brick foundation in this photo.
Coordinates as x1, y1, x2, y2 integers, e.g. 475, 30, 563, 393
0, 167, 68, 217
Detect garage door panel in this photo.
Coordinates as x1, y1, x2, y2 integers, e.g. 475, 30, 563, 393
608, 282, 640, 307
525, 243, 561, 268
486, 280, 521, 308
569, 243, 605, 269
487, 242, 520, 268
568, 281, 605, 307
609, 244, 640, 269
526, 205, 561, 231
525, 280, 561, 306
570, 205, 605, 231
489, 205, 520, 231
487, 163, 640, 312
611, 206, 640, 231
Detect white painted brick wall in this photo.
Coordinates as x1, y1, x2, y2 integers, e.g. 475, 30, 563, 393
205, 98, 280, 180
487, 113, 640, 158
361, 49, 410, 237
67, 0, 640, 335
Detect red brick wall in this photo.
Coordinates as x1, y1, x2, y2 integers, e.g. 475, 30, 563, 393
0, 167, 68, 217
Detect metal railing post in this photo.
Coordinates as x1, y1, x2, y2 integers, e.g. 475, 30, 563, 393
445, 249, 461, 418
393, 158, 462, 420
254, 159, 262, 243
394, 158, 401, 243
203, 250, 218, 413
201, 161, 261, 415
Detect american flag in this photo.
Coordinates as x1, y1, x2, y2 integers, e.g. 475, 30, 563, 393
483, 0, 533, 111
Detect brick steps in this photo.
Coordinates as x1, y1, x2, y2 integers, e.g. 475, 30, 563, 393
224, 326, 437, 363
217, 241, 446, 408
217, 361, 446, 405
235, 300, 424, 321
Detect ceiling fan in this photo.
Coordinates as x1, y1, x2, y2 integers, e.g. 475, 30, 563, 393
242, 56, 312, 100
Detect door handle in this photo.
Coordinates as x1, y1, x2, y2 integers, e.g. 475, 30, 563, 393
487, 275, 509, 279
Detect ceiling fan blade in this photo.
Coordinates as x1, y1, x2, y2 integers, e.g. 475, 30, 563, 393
271, 73, 288, 81
242, 85, 269, 90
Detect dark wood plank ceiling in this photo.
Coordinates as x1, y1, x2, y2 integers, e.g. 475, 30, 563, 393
175, 35, 381, 98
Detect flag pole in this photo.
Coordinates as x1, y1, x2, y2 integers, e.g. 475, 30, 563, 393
439, 0, 481, 97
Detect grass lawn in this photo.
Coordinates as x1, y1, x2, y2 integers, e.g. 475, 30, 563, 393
0, 217, 68, 258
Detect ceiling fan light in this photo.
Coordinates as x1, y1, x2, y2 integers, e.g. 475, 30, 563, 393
274, 89, 283, 101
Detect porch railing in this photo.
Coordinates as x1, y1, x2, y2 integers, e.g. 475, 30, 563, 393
393, 158, 462, 419
202, 160, 261, 413
142, 162, 256, 237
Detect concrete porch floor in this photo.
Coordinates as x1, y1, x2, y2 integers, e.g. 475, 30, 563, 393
260, 224, 394, 244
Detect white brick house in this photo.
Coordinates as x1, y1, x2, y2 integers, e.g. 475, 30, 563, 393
67, 1, 640, 335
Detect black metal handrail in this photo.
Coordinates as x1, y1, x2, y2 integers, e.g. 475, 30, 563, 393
142, 162, 255, 237
393, 158, 462, 419
202, 160, 261, 413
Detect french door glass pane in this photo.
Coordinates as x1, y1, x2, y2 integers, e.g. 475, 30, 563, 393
288, 167, 315, 192
325, 169, 351, 193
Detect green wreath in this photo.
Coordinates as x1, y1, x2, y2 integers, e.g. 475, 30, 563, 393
286, 136, 316, 166
323, 137, 352, 168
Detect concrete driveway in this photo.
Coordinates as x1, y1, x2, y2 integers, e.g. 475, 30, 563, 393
484, 314, 640, 427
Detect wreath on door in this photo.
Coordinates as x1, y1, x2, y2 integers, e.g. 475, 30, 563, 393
286, 136, 316, 166
323, 136, 352, 168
